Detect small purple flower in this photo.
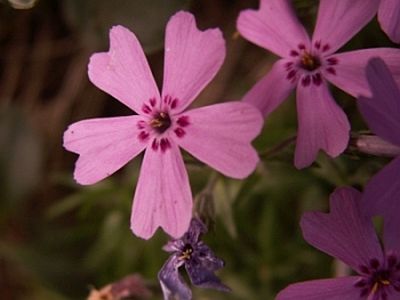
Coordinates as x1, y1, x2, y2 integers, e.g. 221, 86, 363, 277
276, 187, 400, 300
357, 58, 400, 243
237, 0, 400, 168
158, 218, 230, 300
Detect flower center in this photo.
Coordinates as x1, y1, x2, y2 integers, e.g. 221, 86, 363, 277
150, 112, 171, 134
355, 255, 400, 299
179, 244, 193, 261
300, 52, 321, 71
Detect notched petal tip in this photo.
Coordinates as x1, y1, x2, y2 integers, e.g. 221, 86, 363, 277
109, 24, 130, 35
171, 10, 223, 37
132, 224, 164, 241
62, 126, 75, 151
72, 167, 98, 186
300, 186, 383, 272
162, 10, 225, 112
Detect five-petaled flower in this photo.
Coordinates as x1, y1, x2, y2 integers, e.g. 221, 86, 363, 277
357, 58, 400, 235
63, 11, 262, 239
277, 187, 400, 300
237, 0, 400, 168
158, 218, 230, 300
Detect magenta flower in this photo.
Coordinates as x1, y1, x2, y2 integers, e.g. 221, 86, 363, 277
158, 218, 230, 300
237, 0, 400, 168
357, 58, 400, 239
277, 187, 400, 300
63, 11, 262, 239
378, 0, 400, 43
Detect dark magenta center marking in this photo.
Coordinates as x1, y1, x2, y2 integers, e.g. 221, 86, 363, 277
355, 255, 400, 300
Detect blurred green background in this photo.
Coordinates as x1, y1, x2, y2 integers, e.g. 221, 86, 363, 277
0, 0, 397, 299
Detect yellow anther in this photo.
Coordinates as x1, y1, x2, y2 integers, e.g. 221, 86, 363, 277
380, 279, 390, 286
371, 282, 379, 294
150, 118, 163, 128
178, 248, 193, 261
301, 52, 316, 69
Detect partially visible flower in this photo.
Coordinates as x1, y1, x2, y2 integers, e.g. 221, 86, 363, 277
237, 0, 400, 168
63, 11, 262, 239
87, 274, 151, 300
378, 0, 400, 43
276, 187, 400, 300
158, 218, 230, 300
357, 58, 400, 238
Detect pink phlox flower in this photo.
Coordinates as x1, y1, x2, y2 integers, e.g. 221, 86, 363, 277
357, 58, 400, 242
63, 11, 263, 239
378, 0, 400, 43
237, 0, 400, 168
277, 187, 400, 300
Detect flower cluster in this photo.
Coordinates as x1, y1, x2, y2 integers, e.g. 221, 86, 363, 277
237, 0, 400, 168
62, 0, 400, 299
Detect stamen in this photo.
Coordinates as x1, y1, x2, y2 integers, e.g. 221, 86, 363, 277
355, 255, 400, 298
300, 52, 321, 71
371, 282, 379, 294
381, 279, 391, 286
150, 112, 171, 134
178, 244, 193, 261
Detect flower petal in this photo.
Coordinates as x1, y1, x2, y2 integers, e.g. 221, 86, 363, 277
88, 26, 160, 113
294, 81, 350, 169
378, 0, 400, 43
162, 11, 225, 113
63, 116, 147, 185
163, 218, 207, 252
237, 0, 310, 57
183, 218, 207, 245
357, 58, 400, 146
242, 59, 296, 117
312, 0, 379, 54
186, 252, 231, 292
158, 255, 192, 300
276, 276, 362, 300
325, 48, 400, 97
130, 141, 192, 239
301, 187, 383, 273
176, 102, 262, 179
362, 157, 400, 253
195, 243, 225, 271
